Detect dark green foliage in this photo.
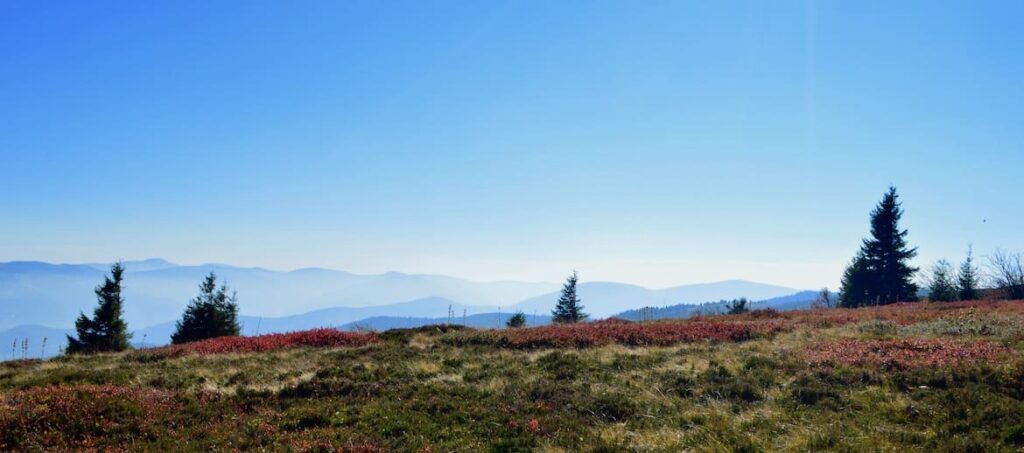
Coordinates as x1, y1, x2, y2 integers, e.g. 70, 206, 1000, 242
741, 354, 781, 372
538, 351, 591, 380
506, 311, 527, 328
666, 374, 697, 398
900, 385, 1024, 449
839, 187, 919, 307
928, 259, 959, 302
379, 324, 468, 343
725, 298, 750, 315
700, 365, 762, 403
10, 302, 1024, 451
610, 351, 668, 371
171, 273, 241, 344
584, 391, 638, 422
66, 263, 132, 354
838, 252, 872, 307
788, 372, 847, 409
552, 270, 587, 323
958, 246, 980, 301
864, 187, 920, 303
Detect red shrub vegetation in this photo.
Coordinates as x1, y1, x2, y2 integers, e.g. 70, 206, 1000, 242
726, 300, 1024, 329
454, 320, 785, 349
148, 328, 378, 357
746, 308, 783, 319
0, 384, 182, 450
287, 439, 386, 453
806, 338, 1013, 370
445, 301, 1024, 350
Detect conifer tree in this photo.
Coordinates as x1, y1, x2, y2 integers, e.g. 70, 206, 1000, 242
506, 311, 527, 328
927, 259, 958, 302
725, 297, 750, 315
958, 246, 980, 301
552, 270, 587, 323
171, 272, 241, 344
66, 263, 132, 354
838, 252, 872, 307
838, 187, 919, 306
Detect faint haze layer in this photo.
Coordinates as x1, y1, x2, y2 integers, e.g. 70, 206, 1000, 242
1, 2, 1022, 288
0, 259, 799, 331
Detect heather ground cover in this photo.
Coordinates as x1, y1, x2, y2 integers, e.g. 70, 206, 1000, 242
2, 301, 1024, 451
144, 328, 379, 358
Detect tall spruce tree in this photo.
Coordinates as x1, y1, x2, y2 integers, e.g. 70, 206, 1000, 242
66, 263, 132, 354
958, 246, 980, 301
552, 270, 587, 323
838, 187, 919, 307
171, 272, 241, 344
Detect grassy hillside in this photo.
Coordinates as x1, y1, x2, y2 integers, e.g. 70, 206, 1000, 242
2, 301, 1024, 451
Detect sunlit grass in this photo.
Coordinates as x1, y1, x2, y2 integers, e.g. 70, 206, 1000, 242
1, 300, 1023, 450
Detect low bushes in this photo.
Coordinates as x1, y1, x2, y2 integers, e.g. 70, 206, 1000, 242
0, 384, 183, 449
904, 310, 1024, 339
443, 320, 783, 349
379, 324, 468, 344
806, 339, 1013, 370
140, 328, 379, 358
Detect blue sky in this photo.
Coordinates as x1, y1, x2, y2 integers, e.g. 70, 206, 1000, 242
1, 1, 1021, 289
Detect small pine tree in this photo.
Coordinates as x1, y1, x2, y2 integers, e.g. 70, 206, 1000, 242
725, 297, 750, 315
171, 272, 241, 344
506, 311, 527, 328
927, 259, 959, 302
958, 246, 980, 301
66, 263, 132, 354
552, 270, 587, 323
838, 187, 919, 307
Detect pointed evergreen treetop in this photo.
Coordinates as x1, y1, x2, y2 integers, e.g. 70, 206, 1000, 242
927, 259, 958, 302
66, 262, 132, 354
958, 246, 980, 301
171, 272, 241, 344
839, 187, 919, 307
866, 186, 919, 303
552, 270, 587, 324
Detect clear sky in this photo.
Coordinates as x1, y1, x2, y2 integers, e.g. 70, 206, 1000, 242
1, 1, 1021, 289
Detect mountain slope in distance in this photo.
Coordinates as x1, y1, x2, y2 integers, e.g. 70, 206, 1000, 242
512, 280, 801, 318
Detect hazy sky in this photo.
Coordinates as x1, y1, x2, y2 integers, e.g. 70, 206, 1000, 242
2, 1, 1022, 289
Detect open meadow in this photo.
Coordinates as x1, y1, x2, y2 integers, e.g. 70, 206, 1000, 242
3, 300, 1024, 452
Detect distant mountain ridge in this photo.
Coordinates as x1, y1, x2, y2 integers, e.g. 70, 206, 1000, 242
0, 259, 802, 331
0, 259, 559, 331
337, 313, 552, 332
131, 297, 493, 345
613, 290, 832, 321
511, 280, 799, 318
0, 324, 73, 360
0, 258, 811, 359
1, 290, 823, 360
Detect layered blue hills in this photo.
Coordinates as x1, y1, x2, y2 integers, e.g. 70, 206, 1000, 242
0, 259, 807, 358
